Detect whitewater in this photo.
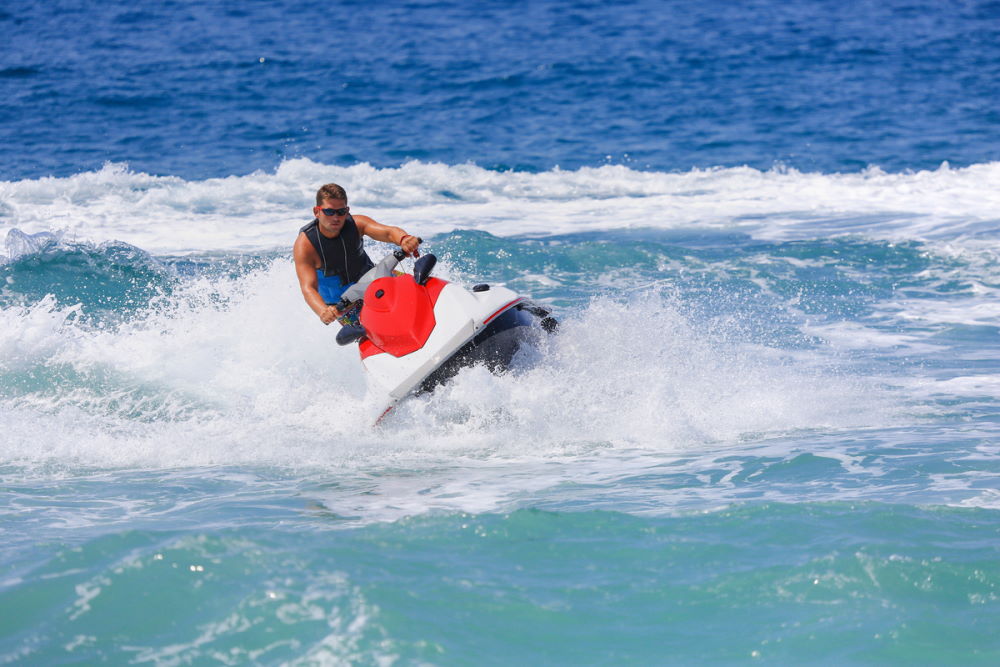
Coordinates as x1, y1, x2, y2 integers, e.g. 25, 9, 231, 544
4, 160, 1000, 253
2, 157, 997, 512
5, 172, 1000, 663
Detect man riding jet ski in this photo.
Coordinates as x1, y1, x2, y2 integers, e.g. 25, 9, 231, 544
293, 183, 555, 421
293, 182, 422, 327
333, 249, 558, 422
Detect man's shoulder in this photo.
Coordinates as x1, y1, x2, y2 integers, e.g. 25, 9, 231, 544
293, 228, 318, 257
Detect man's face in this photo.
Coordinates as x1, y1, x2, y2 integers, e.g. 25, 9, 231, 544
314, 198, 349, 236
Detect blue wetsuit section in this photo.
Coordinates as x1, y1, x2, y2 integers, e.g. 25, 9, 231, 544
316, 270, 351, 305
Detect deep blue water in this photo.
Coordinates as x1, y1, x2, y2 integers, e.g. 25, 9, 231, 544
3, 0, 999, 179
3, 0, 1000, 664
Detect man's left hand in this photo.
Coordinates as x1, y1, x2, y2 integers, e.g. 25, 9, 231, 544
400, 234, 421, 257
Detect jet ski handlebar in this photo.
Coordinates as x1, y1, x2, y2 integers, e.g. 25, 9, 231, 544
337, 238, 426, 310
392, 236, 422, 261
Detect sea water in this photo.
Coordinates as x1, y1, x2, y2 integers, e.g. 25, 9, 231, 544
2, 0, 1000, 664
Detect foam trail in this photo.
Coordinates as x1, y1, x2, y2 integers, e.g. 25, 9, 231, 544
385, 292, 888, 450
0, 259, 890, 472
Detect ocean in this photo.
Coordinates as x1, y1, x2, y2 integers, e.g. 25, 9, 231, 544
2, 0, 1000, 663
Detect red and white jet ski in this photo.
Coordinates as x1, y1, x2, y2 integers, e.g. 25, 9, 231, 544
334, 248, 557, 421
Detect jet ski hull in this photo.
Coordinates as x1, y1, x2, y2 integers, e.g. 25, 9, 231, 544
417, 304, 537, 393
335, 252, 555, 421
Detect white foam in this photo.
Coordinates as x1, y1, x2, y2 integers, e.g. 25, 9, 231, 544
889, 297, 1000, 328
800, 320, 949, 353
3, 159, 999, 254
906, 375, 1000, 398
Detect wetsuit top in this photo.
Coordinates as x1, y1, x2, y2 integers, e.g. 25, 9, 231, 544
299, 215, 375, 304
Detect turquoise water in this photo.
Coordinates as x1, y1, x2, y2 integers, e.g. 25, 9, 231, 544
4, 221, 1000, 662
5, 496, 999, 663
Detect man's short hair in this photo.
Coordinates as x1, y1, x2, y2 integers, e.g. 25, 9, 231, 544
316, 183, 348, 206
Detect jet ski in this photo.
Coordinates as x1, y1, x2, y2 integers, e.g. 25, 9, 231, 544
333, 246, 557, 422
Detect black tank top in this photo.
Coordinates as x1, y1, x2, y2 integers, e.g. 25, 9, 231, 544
299, 214, 375, 285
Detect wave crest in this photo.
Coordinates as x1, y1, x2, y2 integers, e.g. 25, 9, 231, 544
2, 159, 998, 254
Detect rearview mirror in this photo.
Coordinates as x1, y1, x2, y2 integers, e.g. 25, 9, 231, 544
413, 253, 437, 285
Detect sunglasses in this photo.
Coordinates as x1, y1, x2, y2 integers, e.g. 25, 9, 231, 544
320, 206, 349, 217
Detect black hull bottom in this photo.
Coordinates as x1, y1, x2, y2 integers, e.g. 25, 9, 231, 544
418, 306, 538, 394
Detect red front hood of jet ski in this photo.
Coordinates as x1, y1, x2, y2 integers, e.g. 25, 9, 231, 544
359, 276, 448, 359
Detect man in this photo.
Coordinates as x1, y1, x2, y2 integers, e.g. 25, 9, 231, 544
294, 183, 421, 325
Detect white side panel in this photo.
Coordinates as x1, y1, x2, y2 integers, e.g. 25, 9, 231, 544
360, 283, 524, 399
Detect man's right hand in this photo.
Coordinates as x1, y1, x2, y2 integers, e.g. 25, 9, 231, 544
319, 305, 341, 325
400, 234, 421, 258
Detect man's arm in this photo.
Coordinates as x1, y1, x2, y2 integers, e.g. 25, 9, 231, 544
293, 233, 341, 325
354, 215, 421, 256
